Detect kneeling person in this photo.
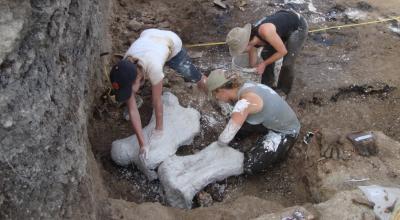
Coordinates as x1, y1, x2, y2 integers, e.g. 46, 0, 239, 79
207, 70, 300, 174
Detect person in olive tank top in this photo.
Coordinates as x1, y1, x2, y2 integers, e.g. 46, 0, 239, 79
206, 70, 300, 174
226, 10, 308, 95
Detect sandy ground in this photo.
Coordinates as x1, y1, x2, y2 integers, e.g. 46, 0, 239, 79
89, 0, 400, 212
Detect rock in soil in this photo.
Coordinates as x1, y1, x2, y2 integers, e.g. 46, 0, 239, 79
127, 19, 144, 31
206, 183, 227, 202
195, 191, 214, 207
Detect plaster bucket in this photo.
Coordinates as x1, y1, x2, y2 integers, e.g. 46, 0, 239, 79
231, 53, 261, 81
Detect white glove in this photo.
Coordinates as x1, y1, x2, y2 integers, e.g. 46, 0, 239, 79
218, 119, 241, 146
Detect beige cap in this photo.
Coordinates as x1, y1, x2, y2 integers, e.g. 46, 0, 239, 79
226, 23, 252, 57
206, 69, 230, 96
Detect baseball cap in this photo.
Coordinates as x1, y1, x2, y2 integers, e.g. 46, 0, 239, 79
109, 60, 137, 102
226, 23, 252, 57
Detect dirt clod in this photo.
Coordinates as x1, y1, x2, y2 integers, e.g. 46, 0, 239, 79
351, 197, 375, 209
195, 191, 214, 207
330, 83, 396, 102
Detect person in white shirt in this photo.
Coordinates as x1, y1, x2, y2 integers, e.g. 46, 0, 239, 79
110, 29, 207, 160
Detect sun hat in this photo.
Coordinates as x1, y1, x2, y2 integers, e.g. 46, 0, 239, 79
109, 59, 137, 102
226, 23, 252, 57
206, 69, 230, 97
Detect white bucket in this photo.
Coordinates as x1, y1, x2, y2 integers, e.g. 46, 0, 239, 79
231, 53, 262, 81
232, 54, 256, 73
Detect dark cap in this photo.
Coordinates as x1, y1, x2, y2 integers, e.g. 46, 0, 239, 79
110, 60, 137, 102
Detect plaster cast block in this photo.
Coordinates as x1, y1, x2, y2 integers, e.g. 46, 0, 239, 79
158, 142, 244, 209
111, 92, 201, 180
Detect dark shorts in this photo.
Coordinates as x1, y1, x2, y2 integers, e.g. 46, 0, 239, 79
165, 48, 203, 83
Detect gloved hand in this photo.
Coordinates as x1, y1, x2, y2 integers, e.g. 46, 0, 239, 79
139, 145, 149, 162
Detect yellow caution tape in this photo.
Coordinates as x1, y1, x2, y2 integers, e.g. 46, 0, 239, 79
186, 42, 227, 47
185, 16, 400, 48
308, 16, 400, 33
185, 42, 226, 48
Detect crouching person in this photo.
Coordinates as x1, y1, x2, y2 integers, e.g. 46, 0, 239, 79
110, 28, 207, 160
206, 70, 300, 174
226, 10, 308, 95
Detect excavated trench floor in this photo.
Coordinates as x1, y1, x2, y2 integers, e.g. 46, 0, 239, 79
89, 0, 400, 212
88, 69, 314, 207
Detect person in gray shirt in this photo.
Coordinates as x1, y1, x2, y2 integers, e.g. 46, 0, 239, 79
206, 70, 300, 174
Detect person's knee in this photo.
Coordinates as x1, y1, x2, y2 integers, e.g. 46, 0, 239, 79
243, 155, 266, 175
243, 148, 276, 175
274, 135, 297, 162
174, 57, 202, 83
188, 65, 202, 82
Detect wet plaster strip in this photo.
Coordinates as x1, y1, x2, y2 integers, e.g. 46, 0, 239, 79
111, 92, 201, 180
158, 142, 244, 209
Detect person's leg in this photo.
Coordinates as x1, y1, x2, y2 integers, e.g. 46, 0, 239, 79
152, 81, 163, 131
243, 131, 297, 174
166, 48, 203, 83
260, 47, 277, 87
277, 16, 308, 94
274, 133, 297, 163
236, 122, 269, 140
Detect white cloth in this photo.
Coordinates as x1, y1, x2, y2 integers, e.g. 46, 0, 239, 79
124, 29, 182, 85
262, 131, 282, 152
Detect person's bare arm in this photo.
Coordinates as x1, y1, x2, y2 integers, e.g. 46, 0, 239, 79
152, 80, 163, 131
127, 94, 146, 148
248, 46, 258, 68
218, 94, 263, 145
197, 75, 208, 92
256, 24, 288, 74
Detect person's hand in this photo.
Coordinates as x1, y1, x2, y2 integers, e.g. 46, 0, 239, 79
256, 62, 267, 75
139, 145, 149, 162
197, 75, 207, 92
150, 129, 164, 140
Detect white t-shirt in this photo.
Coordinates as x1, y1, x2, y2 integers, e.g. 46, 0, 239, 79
124, 29, 182, 85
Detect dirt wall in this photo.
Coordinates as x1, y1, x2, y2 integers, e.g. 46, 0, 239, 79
0, 0, 111, 219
